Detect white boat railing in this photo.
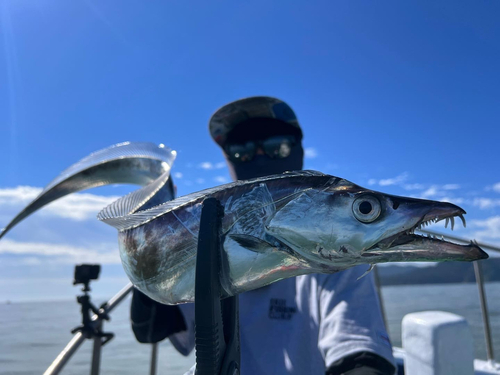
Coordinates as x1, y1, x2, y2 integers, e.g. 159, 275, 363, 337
380, 228, 500, 367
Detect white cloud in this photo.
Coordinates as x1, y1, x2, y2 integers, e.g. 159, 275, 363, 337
421, 186, 438, 198
199, 162, 214, 170
196, 178, 205, 184
214, 176, 229, 184
0, 186, 42, 205
368, 173, 410, 187
415, 184, 463, 201
470, 216, 500, 240
378, 172, 409, 187
304, 147, 318, 159
0, 186, 119, 221
173, 172, 183, 179
0, 239, 120, 264
48, 193, 119, 220
403, 183, 425, 190
443, 184, 460, 190
472, 198, 500, 210
198, 162, 225, 170
493, 183, 500, 194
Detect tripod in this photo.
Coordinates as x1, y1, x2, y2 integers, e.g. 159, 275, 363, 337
70, 267, 114, 375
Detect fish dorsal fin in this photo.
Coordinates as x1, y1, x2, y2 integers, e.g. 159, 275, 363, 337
98, 170, 173, 220
284, 170, 326, 177
98, 182, 236, 230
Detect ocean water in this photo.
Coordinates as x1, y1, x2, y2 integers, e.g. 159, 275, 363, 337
1, 283, 498, 374
0, 298, 196, 375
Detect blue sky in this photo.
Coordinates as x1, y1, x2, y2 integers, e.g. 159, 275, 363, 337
1, 0, 499, 301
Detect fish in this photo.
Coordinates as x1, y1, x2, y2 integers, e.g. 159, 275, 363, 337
0, 144, 488, 306
0, 142, 176, 240
97, 170, 488, 305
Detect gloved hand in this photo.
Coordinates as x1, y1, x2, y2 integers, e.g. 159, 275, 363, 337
130, 288, 187, 344
327, 351, 396, 375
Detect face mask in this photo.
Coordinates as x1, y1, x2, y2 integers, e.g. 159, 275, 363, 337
225, 144, 304, 181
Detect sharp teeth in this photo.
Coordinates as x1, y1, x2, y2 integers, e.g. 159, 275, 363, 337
459, 214, 466, 228
445, 217, 449, 228
450, 217, 455, 231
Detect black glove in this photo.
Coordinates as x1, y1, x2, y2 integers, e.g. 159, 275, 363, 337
326, 351, 396, 375
130, 288, 187, 344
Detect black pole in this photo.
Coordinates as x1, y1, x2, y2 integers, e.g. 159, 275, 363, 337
195, 198, 226, 375
194, 198, 240, 375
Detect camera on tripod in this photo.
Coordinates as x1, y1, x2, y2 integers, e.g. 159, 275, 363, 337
73, 264, 101, 292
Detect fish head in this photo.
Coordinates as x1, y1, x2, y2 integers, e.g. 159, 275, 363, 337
266, 178, 488, 269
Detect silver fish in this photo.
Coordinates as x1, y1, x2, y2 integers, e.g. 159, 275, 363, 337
98, 170, 488, 305
0, 142, 176, 240
0, 144, 488, 306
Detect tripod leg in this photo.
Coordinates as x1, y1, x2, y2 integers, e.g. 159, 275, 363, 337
90, 321, 103, 375
150, 342, 158, 375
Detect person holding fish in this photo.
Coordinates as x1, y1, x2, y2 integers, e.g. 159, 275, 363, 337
166, 97, 397, 374
0, 92, 483, 373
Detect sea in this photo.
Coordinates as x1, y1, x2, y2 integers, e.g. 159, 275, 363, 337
1, 282, 499, 375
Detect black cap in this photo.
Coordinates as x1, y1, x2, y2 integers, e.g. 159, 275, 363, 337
209, 96, 302, 147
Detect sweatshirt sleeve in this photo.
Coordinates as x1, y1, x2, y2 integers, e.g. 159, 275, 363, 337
169, 302, 196, 356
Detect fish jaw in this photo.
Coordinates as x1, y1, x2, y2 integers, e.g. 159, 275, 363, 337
360, 202, 489, 264
362, 235, 488, 263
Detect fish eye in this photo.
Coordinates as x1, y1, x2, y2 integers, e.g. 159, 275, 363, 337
352, 195, 381, 223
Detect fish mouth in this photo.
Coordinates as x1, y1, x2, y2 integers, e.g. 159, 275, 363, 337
363, 206, 489, 262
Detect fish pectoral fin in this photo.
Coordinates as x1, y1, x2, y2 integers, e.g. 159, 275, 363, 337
228, 234, 274, 253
